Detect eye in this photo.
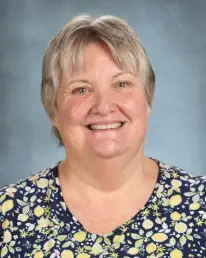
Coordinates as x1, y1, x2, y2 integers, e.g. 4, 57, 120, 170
72, 87, 90, 95
116, 81, 131, 88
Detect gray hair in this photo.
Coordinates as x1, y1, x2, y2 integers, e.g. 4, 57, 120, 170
41, 14, 155, 146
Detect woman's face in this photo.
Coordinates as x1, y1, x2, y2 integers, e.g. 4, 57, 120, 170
52, 42, 150, 159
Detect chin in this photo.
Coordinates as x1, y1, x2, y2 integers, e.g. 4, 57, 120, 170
90, 141, 125, 159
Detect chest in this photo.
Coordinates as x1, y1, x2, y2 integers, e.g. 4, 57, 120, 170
66, 201, 142, 235
1, 213, 201, 258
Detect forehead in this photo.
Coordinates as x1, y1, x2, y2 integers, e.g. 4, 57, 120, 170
85, 42, 136, 71
68, 43, 138, 79
84, 42, 113, 64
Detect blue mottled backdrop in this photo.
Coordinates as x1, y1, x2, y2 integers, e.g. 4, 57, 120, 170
0, 0, 205, 186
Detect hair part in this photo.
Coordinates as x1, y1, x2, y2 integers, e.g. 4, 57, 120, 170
41, 14, 155, 146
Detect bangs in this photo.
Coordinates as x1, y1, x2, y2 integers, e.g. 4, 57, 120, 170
59, 31, 141, 78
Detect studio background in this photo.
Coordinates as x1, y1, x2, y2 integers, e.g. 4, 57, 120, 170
0, 0, 205, 186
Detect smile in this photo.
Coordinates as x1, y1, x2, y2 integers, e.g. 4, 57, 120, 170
87, 122, 125, 130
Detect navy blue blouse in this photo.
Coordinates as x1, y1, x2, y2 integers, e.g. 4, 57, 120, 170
0, 158, 205, 258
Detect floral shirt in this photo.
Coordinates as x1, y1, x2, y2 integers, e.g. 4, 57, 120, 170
0, 158, 205, 258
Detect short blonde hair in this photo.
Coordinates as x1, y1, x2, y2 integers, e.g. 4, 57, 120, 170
41, 14, 155, 146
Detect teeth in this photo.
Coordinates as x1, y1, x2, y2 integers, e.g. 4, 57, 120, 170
90, 122, 122, 130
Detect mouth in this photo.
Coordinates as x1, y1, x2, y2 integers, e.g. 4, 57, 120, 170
86, 122, 126, 131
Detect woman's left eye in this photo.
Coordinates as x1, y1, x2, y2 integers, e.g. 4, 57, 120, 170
116, 81, 131, 88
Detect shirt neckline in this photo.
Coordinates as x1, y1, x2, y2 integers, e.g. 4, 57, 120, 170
52, 157, 164, 238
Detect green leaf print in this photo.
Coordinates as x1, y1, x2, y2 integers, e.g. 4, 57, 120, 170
1, 246, 8, 257
57, 235, 67, 241
135, 239, 144, 248
131, 233, 142, 240
169, 237, 176, 246
180, 236, 187, 246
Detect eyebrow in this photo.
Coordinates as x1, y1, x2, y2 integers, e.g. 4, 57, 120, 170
67, 72, 136, 86
112, 71, 137, 78
67, 79, 90, 86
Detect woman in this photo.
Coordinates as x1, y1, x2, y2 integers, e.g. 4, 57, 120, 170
0, 14, 205, 258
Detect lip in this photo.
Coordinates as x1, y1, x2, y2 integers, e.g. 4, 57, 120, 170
85, 121, 126, 131
86, 120, 125, 126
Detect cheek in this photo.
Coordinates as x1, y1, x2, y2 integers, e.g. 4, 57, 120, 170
57, 97, 89, 126
121, 89, 148, 119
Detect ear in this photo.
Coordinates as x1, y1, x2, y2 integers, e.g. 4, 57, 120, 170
147, 105, 152, 116
51, 112, 58, 128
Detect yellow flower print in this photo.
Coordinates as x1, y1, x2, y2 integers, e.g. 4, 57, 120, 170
189, 202, 200, 210
152, 233, 168, 242
142, 219, 154, 229
2, 219, 10, 229
1, 200, 14, 214
110, 253, 118, 258
3, 230, 12, 243
73, 231, 87, 242
61, 250, 74, 258
152, 203, 159, 211
34, 251, 44, 258
169, 195, 182, 207
153, 211, 161, 217
171, 179, 182, 188
141, 208, 150, 217
20, 229, 28, 238
146, 243, 157, 253
76, 246, 84, 254
170, 211, 181, 221
156, 245, 166, 253
18, 214, 29, 222
120, 225, 128, 233
175, 222, 187, 233
171, 171, 179, 178
20, 229, 34, 238
44, 205, 51, 216
37, 178, 49, 188
170, 249, 183, 258
34, 205, 45, 217
196, 217, 204, 226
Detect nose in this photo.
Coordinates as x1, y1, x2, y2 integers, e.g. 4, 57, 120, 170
90, 89, 117, 116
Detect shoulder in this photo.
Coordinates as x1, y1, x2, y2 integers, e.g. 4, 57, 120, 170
0, 163, 59, 218
154, 159, 206, 245
156, 159, 206, 209
158, 159, 206, 190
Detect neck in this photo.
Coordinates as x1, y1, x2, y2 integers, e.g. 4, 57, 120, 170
58, 148, 156, 203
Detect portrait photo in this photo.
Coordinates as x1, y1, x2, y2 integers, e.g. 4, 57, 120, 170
0, 1, 205, 257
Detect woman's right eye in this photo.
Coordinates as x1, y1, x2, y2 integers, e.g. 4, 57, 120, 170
72, 87, 89, 95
